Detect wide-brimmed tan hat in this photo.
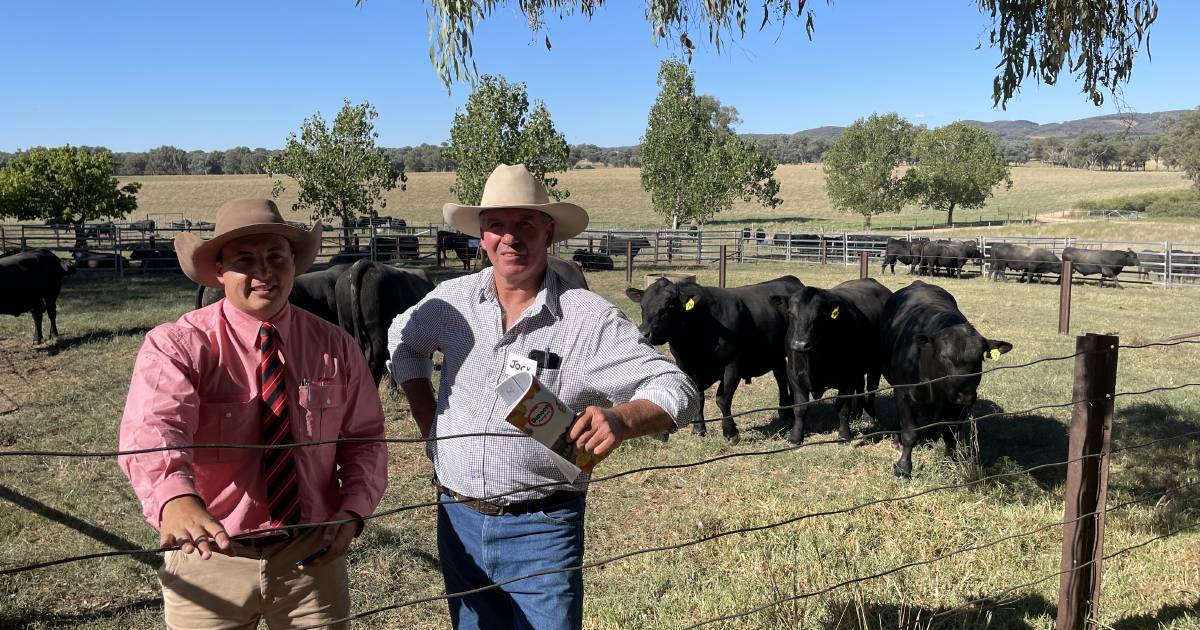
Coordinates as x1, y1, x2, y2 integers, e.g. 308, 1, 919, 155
442, 164, 588, 242
175, 198, 322, 288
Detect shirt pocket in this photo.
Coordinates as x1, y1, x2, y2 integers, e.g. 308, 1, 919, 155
297, 381, 347, 442
195, 394, 258, 464
537, 368, 563, 397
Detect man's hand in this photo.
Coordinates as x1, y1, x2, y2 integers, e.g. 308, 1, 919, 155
298, 510, 359, 571
160, 495, 232, 560
569, 406, 629, 458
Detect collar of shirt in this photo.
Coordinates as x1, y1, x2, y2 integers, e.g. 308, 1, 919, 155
220, 298, 296, 353
476, 264, 564, 322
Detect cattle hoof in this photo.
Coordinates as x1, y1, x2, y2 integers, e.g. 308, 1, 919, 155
893, 462, 912, 478
652, 431, 670, 443
838, 430, 853, 443
725, 432, 741, 446
691, 425, 707, 437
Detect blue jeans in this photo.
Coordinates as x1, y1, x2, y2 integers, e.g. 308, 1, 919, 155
437, 492, 585, 630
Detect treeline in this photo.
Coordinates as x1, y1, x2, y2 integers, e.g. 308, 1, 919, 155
0, 132, 1175, 176
1028, 133, 1164, 170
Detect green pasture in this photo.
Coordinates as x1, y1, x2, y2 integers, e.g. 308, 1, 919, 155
1, 261, 1199, 628
119, 164, 1199, 243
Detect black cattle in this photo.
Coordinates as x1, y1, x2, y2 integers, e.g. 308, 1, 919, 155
335, 261, 434, 385
195, 263, 352, 325
597, 235, 651, 259
881, 238, 930, 274
130, 247, 181, 271
625, 276, 804, 443
988, 243, 1061, 283
771, 278, 892, 445
437, 230, 480, 270
548, 256, 589, 289
355, 216, 407, 229
72, 250, 128, 269
881, 281, 1012, 477
1062, 247, 1139, 288
0, 249, 75, 344
128, 219, 156, 232
922, 240, 981, 278
571, 249, 614, 271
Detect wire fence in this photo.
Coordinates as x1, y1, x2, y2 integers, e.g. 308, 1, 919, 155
2, 334, 1199, 627
5, 221, 1199, 287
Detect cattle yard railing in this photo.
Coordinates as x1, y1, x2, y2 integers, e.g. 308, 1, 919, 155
2, 335, 1198, 628
3, 222, 1198, 287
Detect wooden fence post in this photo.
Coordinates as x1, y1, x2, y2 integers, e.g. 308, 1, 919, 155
1059, 261, 1073, 335
859, 251, 869, 279
626, 240, 634, 286
820, 238, 827, 265
1056, 333, 1119, 630
719, 245, 727, 288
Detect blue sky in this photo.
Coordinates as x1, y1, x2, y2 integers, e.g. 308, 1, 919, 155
2, 1, 1197, 152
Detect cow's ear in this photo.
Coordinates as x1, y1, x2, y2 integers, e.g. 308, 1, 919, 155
625, 287, 645, 303
682, 295, 698, 312
986, 339, 1013, 360
769, 295, 788, 311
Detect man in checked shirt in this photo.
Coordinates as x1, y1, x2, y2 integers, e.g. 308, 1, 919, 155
388, 164, 700, 630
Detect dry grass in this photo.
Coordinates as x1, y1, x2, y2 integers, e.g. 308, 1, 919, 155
2, 260, 1199, 628
121, 164, 1195, 236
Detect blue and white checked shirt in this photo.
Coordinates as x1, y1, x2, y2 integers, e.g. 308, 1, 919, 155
387, 265, 699, 504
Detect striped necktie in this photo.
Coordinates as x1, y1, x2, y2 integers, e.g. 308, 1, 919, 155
258, 322, 300, 529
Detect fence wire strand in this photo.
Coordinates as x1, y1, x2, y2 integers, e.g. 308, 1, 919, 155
3, 391, 1200, 578
684, 477, 1200, 629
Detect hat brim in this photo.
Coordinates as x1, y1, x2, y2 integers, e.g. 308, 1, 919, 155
442, 202, 588, 243
175, 221, 323, 289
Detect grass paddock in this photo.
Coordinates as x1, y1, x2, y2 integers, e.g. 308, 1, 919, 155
1, 260, 1198, 629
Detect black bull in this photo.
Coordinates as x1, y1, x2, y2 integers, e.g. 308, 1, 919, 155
881, 281, 1012, 478
0, 249, 76, 344
626, 276, 803, 443
1062, 247, 1139, 288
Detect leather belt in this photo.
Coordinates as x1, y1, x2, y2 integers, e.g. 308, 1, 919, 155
436, 484, 582, 517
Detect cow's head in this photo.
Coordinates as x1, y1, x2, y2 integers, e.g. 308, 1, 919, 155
625, 278, 695, 345
915, 325, 1012, 406
1124, 249, 1140, 265
771, 287, 834, 354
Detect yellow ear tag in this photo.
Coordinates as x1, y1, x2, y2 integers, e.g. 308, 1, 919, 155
830, 306, 840, 320
684, 297, 696, 311
987, 348, 1001, 361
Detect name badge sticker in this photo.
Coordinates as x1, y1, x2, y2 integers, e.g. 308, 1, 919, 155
505, 352, 538, 377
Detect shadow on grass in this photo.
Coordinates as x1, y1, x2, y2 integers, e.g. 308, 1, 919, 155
40, 326, 154, 355
0, 484, 159, 569
820, 593, 1055, 629
1111, 596, 1200, 630
0, 597, 162, 629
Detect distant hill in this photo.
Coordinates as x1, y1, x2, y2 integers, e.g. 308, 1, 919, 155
747, 110, 1188, 144
962, 110, 1188, 140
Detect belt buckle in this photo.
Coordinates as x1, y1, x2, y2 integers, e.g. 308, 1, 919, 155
471, 498, 505, 517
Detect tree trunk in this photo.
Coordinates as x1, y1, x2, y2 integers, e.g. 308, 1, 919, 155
341, 215, 353, 252
946, 203, 956, 227
862, 214, 871, 229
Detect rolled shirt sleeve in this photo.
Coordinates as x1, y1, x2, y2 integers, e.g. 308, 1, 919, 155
583, 306, 700, 428
387, 294, 439, 384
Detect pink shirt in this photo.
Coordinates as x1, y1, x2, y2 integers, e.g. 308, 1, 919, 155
118, 299, 387, 536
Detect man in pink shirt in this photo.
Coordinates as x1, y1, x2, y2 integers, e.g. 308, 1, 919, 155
118, 198, 387, 629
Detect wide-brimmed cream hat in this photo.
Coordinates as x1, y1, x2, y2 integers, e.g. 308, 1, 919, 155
175, 198, 322, 288
442, 164, 588, 242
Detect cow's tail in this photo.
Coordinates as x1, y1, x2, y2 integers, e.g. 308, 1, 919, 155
348, 259, 372, 353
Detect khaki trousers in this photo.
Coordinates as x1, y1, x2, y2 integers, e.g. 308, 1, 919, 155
158, 526, 349, 629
